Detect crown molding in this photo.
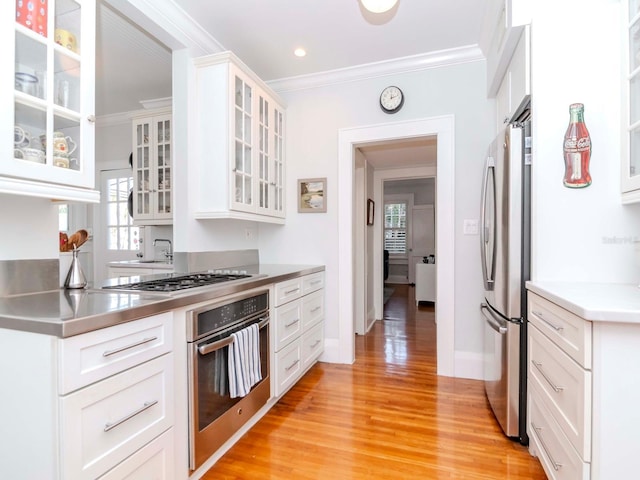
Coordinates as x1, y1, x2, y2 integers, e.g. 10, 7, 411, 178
267, 45, 484, 94
105, 0, 225, 55
95, 111, 134, 128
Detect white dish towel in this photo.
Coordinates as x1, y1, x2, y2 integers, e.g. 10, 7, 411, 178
228, 323, 262, 398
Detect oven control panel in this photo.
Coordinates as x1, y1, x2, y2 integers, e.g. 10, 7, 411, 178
191, 292, 269, 339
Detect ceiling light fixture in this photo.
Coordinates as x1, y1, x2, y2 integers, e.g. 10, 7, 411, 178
294, 47, 306, 57
360, 0, 398, 13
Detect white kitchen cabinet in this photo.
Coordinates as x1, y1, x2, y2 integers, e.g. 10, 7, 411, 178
415, 263, 436, 304
495, 26, 530, 130
60, 354, 174, 479
2, 0, 99, 203
273, 272, 324, 397
0, 312, 175, 479
98, 428, 174, 480
131, 109, 172, 224
109, 267, 154, 279
527, 290, 640, 479
622, 1, 640, 202
194, 51, 286, 224
485, 0, 531, 97
108, 261, 174, 280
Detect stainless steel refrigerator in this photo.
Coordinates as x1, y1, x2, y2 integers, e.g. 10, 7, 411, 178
480, 115, 531, 444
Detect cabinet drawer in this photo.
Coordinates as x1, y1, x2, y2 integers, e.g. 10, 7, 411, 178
529, 325, 591, 460
274, 338, 302, 397
528, 292, 592, 368
97, 428, 174, 480
302, 289, 324, 330
274, 299, 302, 351
529, 390, 590, 480
60, 354, 174, 480
301, 322, 323, 370
59, 312, 173, 394
274, 278, 303, 306
302, 272, 324, 296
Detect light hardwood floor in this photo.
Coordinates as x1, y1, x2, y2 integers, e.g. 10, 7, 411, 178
203, 284, 547, 479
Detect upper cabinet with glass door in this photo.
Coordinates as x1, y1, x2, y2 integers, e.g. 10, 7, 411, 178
3, 0, 98, 202
194, 51, 286, 223
131, 108, 172, 225
623, 0, 640, 203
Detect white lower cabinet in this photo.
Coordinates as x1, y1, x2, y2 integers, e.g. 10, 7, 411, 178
527, 290, 640, 479
61, 354, 174, 479
98, 428, 174, 480
273, 272, 324, 397
0, 312, 175, 479
528, 292, 591, 479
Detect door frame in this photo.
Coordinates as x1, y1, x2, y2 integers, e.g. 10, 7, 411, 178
337, 116, 455, 376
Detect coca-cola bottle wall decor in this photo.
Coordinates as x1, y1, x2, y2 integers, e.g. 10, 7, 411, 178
563, 103, 592, 188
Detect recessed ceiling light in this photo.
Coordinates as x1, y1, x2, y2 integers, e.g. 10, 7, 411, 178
294, 48, 307, 57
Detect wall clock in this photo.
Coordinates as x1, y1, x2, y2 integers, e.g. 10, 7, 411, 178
380, 86, 404, 114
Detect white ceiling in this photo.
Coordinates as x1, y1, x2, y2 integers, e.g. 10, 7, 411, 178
96, 0, 491, 167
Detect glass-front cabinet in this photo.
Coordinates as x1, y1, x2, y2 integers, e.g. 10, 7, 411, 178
623, 0, 640, 202
231, 67, 254, 213
131, 110, 172, 225
194, 52, 286, 223
5, 0, 97, 201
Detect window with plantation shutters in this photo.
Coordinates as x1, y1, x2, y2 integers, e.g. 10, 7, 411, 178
384, 202, 407, 254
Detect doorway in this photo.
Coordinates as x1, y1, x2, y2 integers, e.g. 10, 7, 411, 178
337, 116, 455, 376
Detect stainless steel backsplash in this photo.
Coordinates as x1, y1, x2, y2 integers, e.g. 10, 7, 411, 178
0, 259, 59, 296
173, 250, 259, 273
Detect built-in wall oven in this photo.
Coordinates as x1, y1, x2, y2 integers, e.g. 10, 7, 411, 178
186, 290, 271, 472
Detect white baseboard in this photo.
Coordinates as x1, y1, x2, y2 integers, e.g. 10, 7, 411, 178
454, 351, 484, 380
366, 307, 376, 333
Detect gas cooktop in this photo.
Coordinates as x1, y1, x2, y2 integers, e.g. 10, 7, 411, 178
102, 271, 253, 293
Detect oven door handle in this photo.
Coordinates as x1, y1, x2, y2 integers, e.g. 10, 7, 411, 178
197, 316, 269, 356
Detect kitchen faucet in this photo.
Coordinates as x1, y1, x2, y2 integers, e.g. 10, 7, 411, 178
153, 238, 173, 260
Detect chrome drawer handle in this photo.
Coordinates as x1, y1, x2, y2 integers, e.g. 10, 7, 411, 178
285, 318, 300, 328
285, 359, 300, 372
103, 336, 158, 357
532, 360, 564, 392
310, 306, 321, 313
532, 310, 563, 331
284, 288, 300, 295
311, 339, 321, 348
532, 422, 563, 471
310, 280, 322, 285
104, 400, 158, 432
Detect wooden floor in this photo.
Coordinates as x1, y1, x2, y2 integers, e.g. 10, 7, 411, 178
202, 285, 547, 479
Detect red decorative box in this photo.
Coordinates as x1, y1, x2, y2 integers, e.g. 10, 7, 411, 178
16, 0, 48, 37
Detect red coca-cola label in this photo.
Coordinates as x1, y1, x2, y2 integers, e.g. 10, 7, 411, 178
564, 136, 590, 151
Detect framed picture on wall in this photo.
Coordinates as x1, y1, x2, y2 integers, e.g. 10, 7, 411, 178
367, 199, 374, 225
298, 178, 327, 213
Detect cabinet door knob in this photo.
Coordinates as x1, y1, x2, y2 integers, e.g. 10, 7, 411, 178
87, 115, 96, 123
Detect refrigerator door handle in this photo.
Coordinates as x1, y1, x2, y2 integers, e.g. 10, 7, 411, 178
481, 303, 507, 334
480, 155, 496, 290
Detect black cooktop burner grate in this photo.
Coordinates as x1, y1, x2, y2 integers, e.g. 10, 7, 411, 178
103, 272, 252, 292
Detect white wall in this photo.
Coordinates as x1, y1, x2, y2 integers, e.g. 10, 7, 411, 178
259, 60, 495, 373
531, 0, 640, 284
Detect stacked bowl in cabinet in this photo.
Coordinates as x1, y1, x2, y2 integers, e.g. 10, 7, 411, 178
527, 292, 592, 480
273, 272, 325, 397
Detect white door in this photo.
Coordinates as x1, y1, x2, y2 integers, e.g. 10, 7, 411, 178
95, 169, 142, 283
409, 204, 435, 284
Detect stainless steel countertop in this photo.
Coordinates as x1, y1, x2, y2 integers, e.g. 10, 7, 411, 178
0, 264, 324, 338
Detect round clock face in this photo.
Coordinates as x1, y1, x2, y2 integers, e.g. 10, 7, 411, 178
380, 86, 404, 113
